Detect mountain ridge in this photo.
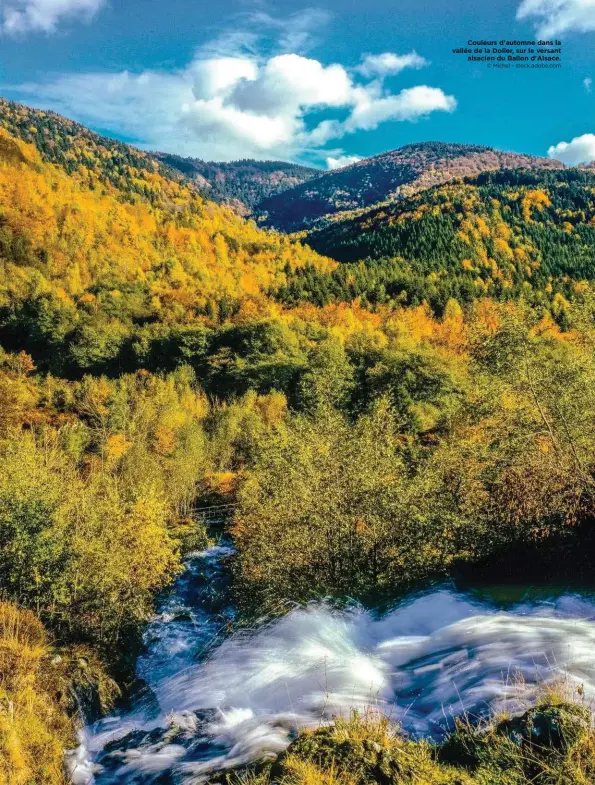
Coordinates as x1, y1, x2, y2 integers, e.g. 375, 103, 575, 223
0, 96, 320, 214
0, 96, 573, 236
255, 141, 567, 232
152, 152, 320, 214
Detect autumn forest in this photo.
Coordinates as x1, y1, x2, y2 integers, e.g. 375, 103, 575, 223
4, 96, 595, 784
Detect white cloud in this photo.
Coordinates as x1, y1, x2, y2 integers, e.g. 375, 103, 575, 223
1, 0, 105, 34
14, 70, 201, 158
516, 0, 595, 37
190, 58, 258, 101
243, 8, 332, 55
8, 39, 456, 162
196, 7, 332, 62
548, 133, 595, 165
228, 54, 353, 115
326, 155, 362, 169
345, 85, 457, 132
585, 77, 592, 92
357, 51, 429, 78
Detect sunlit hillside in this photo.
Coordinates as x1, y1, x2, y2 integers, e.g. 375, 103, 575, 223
0, 123, 335, 375
280, 169, 595, 314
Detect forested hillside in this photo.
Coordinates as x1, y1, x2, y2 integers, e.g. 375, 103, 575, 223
0, 97, 190, 201
153, 153, 319, 214
280, 169, 595, 314
0, 123, 335, 378
256, 141, 565, 231
0, 97, 320, 216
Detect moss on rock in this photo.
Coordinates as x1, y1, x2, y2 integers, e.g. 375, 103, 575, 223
439, 701, 595, 785
223, 703, 595, 785
269, 712, 472, 785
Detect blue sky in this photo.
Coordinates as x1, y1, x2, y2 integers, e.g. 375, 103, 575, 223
1, 0, 595, 168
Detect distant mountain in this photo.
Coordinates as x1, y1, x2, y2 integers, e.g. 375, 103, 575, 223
152, 153, 320, 215
256, 142, 566, 232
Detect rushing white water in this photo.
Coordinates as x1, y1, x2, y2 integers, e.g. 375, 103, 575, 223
71, 545, 595, 785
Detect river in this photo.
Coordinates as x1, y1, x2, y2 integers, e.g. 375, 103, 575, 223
69, 542, 595, 784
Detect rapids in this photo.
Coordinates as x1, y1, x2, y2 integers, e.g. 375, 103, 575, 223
70, 544, 595, 784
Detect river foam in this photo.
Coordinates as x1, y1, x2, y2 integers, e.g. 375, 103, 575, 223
71, 546, 595, 784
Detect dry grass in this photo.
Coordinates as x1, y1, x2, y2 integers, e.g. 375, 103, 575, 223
227, 701, 595, 785
281, 757, 359, 785
0, 602, 73, 785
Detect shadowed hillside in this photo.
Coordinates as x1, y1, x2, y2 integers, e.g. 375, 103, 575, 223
153, 152, 320, 214
256, 141, 565, 231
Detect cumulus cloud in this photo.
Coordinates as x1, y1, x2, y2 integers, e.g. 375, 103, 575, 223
227, 54, 353, 115
585, 77, 592, 92
344, 85, 456, 132
516, 0, 595, 37
326, 155, 362, 169
357, 51, 429, 78
190, 58, 258, 101
1, 0, 105, 34
548, 133, 595, 165
8, 29, 456, 163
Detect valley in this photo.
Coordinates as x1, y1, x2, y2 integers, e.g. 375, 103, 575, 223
3, 97, 595, 785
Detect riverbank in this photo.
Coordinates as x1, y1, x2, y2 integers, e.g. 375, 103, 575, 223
230, 698, 595, 785
455, 518, 595, 593
0, 602, 121, 785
